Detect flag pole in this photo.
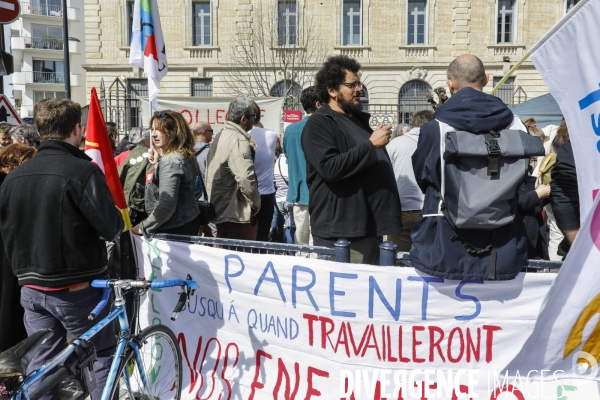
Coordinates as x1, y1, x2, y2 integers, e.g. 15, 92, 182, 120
490, 53, 531, 96
128, 229, 141, 334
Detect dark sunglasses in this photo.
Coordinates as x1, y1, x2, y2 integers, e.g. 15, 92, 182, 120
153, 110, 176, 119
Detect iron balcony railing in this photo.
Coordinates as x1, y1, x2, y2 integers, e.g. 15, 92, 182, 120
20, 2, 64, 17
24, 71, 65, 84
23, 36, 64, 50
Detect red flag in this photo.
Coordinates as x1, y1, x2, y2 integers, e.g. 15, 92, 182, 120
85, 87, 132, 231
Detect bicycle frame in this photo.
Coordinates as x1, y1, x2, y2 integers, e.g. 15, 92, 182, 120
12, 285, 145, 400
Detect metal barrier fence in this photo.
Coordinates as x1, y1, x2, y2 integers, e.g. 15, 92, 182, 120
155, 234, 349, 261
155, 234, 563, 270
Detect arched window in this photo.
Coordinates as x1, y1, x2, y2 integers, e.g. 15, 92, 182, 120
398, 80, 433, 125
359, 85, 369, 111
270, 80, 303, 110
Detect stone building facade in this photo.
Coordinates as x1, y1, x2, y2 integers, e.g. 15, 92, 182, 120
82, 0, 580, 130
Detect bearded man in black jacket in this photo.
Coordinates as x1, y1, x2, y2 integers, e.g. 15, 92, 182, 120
301, 55, 402, 264
0, 98, 124, 400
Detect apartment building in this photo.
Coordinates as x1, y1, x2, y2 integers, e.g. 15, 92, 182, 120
8, 0, 86, 119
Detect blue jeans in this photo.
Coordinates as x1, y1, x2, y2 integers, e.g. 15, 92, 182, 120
20, 286, 116, 400
275, 201, 295, 244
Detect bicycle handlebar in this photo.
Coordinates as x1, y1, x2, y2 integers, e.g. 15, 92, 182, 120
89, 277, 199, 321
91, 279, 200, 289
88, 288, 110, 320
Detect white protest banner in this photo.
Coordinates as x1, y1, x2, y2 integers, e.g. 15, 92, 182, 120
140, 97, 284, 134
134, 237, 600, 399
503, 193, 600, 389
529, 0, 600, 219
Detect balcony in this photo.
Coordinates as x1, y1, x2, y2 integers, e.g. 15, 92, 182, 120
398, 45, 437, 59
20, 2, 79, 20
183, 46, 220, 59
13, 71, 80, 86
333, 46, 371, 59
17, 105, 34, 118
11, 36, 80, 53
487, 44, 527, 60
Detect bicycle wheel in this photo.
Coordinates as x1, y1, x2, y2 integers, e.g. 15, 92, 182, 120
108, 325, 182, 400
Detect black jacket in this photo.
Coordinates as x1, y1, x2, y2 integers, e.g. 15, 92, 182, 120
0, 140, 124, 287
411, 87, 529, 280
518, 176, 549, 260
551, 140, 579, 231
301, 104, 402, 239
0, 172, 27, 351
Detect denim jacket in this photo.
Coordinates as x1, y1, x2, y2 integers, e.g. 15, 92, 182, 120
141, 152, 199, 237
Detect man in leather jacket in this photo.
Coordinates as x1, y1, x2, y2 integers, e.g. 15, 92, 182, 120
0, 98, 124, 400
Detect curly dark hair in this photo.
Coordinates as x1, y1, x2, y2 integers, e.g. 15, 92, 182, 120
300, 87, 319, 114
314, 55, 361, 104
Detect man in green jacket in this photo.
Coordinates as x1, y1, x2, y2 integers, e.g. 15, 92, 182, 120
118, 127, 152, 226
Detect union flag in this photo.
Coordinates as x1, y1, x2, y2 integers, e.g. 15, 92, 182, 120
84, 87, 132, 231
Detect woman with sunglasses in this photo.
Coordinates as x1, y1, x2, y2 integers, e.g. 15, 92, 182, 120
132, 110, 201, 238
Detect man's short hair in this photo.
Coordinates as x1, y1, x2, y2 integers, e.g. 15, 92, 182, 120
300, 87, 319, 114
34, 98, 82, 141
411, 110, 435, 128
447, 55, 487, 87
192, 122, 211, 137
391, 124, 410, 140
0, 122, 12, 135
314, 55, 361, 104
10, 124, 41, 147
129, 126, 151, 144
227, 96, 257, 124
33, 98, 52, 121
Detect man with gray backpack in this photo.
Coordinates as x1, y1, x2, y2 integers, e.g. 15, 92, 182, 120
411, 55, 545, 281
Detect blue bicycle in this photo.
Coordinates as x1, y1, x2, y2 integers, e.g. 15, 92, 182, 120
0, 277, 198, 400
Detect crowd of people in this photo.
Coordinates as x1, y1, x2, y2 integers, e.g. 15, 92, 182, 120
0, 54, 581, 275
0, 54, 582, 399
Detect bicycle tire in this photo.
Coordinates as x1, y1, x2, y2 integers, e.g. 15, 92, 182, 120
108, 325, 182, 400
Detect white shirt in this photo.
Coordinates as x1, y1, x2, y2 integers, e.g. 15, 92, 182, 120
274, 154, 289, 202
386, 127, 424, 211
249, 127, 278, 195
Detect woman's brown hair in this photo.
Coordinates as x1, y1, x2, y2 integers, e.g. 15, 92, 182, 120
522, 117, 537, 128
554, 119, 570, 149
0, 143, 37, 174
148, 110, 195, 159
529, 126, 548, 142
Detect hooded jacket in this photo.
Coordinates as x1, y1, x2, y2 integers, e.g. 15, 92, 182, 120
411, 87, 529, 280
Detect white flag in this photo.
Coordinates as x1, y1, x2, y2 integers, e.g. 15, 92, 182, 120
129, 0, 168, 112
529, 0, 600, 221
503, 193, 600, 382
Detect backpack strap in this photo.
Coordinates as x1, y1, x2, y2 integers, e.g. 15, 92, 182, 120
195, 143, 210, 157
441, 202, 498, 280
192, 150, 209, 202
277, 157, 288, 186
484, 131, 501, 175
421, 119, 453, 218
